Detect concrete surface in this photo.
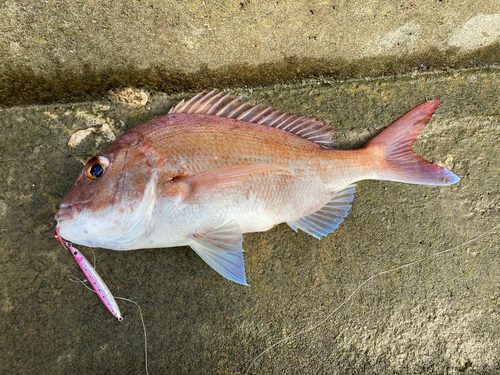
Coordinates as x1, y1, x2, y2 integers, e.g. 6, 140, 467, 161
1, 0, 500, 374
1, 1, 500, 106
1, 68, 500, 374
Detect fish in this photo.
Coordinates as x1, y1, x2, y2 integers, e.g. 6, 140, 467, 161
54, 91, 459, 285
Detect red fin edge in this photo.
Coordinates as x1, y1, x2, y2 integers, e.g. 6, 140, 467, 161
366, 100, 460, 186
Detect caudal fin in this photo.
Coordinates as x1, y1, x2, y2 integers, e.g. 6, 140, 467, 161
365, 100, 460, 186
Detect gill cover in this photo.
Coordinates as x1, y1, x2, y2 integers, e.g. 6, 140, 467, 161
98, 169, 158, 249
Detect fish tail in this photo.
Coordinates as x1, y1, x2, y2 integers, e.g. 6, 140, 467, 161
365, 100, 460, 186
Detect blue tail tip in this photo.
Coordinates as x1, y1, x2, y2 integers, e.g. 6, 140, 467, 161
445, 171, 460, 185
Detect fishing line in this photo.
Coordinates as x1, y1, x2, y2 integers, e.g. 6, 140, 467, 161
245, 224, 500, 375
115, 296, 149, 375
67, 273, 149, 375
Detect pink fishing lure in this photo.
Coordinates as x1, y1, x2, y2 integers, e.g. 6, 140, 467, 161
55, 228, 123, 321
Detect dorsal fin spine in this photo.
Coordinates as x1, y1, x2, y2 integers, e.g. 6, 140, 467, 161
305, 128, 328, 138
258, 110, 280, 125
275, 114, 296, 129
249, 106, 273, 123
187, 91, 214, 113
206, 93, 230, 115
228, 101, 251, 119
181, 92, 205, 113
196, 91, 223, 114
168, 99, 184, 114
295, 119, 317, 135
216, 96, 242, 117
237, 104, 262, 121
292, 119, 315, 134
248, 104, 273, 124
282, 115, 304, 131
267, 112, 288, 126
168, 91, 339, 149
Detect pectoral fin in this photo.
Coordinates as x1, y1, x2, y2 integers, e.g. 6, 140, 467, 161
179, 164, 290, 201
188, 221, 248, 285
287, 184, 356, 239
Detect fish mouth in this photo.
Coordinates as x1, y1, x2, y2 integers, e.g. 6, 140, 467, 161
54, 202, 85, 225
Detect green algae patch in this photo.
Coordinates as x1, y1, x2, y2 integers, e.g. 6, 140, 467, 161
1, 43, 499, 107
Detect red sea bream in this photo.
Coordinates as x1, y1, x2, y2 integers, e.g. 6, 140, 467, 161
54, 91, 459, 285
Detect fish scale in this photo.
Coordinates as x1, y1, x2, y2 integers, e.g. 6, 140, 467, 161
55, 92, 459, 285
142, 117, 332, 223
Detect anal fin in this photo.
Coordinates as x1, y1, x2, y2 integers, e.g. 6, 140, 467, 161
188, 221, 247, 285
287, 184, 356, 239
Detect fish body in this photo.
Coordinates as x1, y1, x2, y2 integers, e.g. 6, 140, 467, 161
55, 91, 459, 285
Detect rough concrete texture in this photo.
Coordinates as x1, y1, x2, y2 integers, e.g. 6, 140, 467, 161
1, 68, 500, 374
1, 0, 500, 374
1, 1, 500, 105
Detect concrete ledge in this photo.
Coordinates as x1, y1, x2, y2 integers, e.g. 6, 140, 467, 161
1, 1, 500, 106
1, 67, 499, 374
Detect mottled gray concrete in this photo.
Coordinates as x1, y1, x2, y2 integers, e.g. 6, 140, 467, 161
1, 1, 500, 373
1, 1, 500, 105
1, 68, 499, 374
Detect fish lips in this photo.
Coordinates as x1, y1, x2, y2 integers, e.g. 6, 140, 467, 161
54, 202, 85, 227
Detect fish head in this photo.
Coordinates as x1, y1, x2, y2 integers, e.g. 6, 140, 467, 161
55, 133, 159, 249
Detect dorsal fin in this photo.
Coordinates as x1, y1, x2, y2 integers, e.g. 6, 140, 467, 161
168, 90, 339, 149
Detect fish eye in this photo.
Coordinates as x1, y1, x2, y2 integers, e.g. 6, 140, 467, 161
90, 164, 104, 178
85, 155, 110, 180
